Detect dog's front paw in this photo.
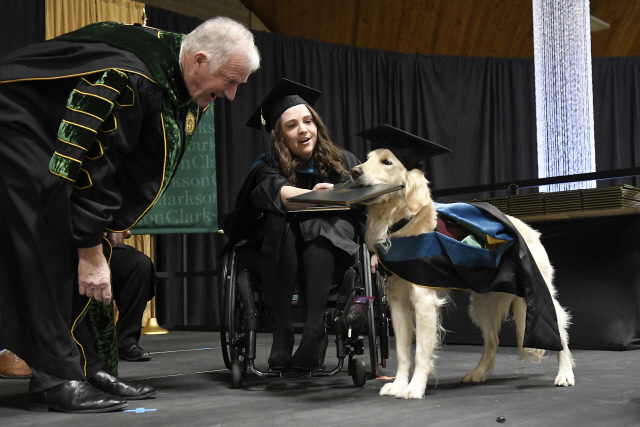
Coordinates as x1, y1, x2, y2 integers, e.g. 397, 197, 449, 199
396, 383, 426, 399
461, 370, 487, 383
554, 373, 575, 387
380, 381, 408, 397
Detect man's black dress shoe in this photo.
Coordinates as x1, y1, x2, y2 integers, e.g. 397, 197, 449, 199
29, 380, 128, 413
119, 343, 152, 361
89, 369, 157, 400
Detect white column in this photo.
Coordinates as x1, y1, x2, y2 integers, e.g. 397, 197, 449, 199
533, 0, 595, 191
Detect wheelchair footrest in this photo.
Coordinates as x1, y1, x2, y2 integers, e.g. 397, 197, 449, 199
280, 371, 313, 378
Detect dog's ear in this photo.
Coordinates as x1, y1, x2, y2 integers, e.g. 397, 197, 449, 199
403, 169, 430, 214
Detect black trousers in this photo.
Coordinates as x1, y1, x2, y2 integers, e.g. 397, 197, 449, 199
30, 244, 156, 392
110, 244, 157, 349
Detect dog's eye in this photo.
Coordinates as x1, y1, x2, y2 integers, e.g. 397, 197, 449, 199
382, 159, 392, 165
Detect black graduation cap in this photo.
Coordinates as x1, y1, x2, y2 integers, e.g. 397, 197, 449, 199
246, 78, 323, 132
357, 124, 451, 170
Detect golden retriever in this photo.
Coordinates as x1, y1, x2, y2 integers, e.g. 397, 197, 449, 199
350, 148, 575, 399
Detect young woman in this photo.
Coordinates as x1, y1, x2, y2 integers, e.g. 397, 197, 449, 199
225, 79, 364, 371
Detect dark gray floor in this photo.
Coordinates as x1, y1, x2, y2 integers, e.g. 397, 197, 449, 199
1, 331, 639, 426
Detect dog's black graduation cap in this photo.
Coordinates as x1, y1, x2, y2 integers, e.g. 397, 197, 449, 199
246, 78, 323, 132
357, 124, 451, 170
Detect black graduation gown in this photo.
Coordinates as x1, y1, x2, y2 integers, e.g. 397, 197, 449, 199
0, 24, 197, 381
223, 149, 364, 262
377, 202, 563, 351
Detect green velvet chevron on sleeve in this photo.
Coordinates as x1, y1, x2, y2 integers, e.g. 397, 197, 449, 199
49, 69, 129, 184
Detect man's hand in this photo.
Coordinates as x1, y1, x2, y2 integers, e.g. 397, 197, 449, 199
77, 244, 112, 306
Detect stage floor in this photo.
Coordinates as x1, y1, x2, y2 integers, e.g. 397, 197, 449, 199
1, 331, 639, 426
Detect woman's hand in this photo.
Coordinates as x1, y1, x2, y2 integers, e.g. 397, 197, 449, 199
370, 254, 379, 274
77, 244, 112, 306
280, 183, 334, 210
312, 182, 334, 191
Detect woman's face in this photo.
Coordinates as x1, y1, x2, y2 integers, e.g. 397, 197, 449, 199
279, 104, 317, 159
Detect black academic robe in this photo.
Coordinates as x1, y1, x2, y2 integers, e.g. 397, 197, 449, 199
377, 202, 563, 351
223, 149, 364, 262
0, 23, 197, 381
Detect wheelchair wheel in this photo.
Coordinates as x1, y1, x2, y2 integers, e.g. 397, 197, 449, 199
362, 245, 379, 378
220, 249, 251, 381
231, 360, 243, 389
219, 250, 236, 371
374, 272, 389, 368
350, 357, 367, 387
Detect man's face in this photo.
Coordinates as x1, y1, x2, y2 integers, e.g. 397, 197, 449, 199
184, 53, 251, 107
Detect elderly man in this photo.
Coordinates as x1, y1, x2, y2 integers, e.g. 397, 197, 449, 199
0, 17, 260, 413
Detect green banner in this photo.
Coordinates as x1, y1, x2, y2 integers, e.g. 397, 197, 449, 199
132, 107, 218, 235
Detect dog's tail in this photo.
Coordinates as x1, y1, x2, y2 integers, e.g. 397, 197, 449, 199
513, 296, 546, 362
519, 347, 546, 363
514, 296, 576, 364
436, 290, 450, 345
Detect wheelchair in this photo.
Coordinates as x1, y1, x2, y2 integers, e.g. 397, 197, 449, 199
219, 238, 390, 389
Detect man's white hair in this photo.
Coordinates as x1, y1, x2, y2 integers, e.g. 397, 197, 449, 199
180, 16, 260, 74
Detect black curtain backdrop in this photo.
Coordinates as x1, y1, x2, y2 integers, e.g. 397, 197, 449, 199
210, 32, 640, 351
139, 12, 640, 336
211, 32, 640, 342
4, 5, 640, 346
146, 5, 203, 34
593, 56, 640, 188
0, 0, 45, 59
215, 33, 542, 211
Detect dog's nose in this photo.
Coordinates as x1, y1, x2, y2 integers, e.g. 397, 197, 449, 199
351, 166, 363, 179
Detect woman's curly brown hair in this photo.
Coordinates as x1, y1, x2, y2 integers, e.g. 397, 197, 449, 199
270, 105, 346, 186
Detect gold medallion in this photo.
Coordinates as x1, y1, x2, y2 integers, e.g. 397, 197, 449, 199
186, 112, 196, 135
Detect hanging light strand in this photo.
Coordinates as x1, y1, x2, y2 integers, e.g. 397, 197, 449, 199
533, 0, 596, 192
